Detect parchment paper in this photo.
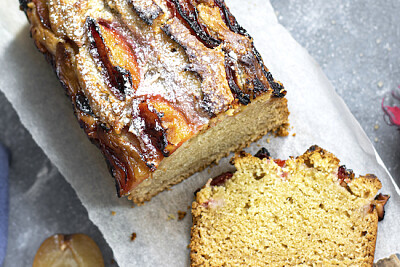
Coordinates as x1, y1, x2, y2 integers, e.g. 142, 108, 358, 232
1, 0, 399, 266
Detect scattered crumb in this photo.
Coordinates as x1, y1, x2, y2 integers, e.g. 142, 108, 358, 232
331, 20, 336, 25
167, 188, 172, 191
359, 53, 363, 57
167, 214, 176, 221
130, 232, 137, 242
178, 211, 187, 221
131, 205, 135, 209
110, 259, 116, 265
266, 138, 270, 143
376, 39, 381, 44
256, 144, 261, 147
275, 124, 290, 136
111, 211, 116, 216
207, 168, 211, 174
187, 205, 191, 210
377, 81, 384, 88
374, 137, 379, 143
374, 124, 379, 130
292, 133, 296, 137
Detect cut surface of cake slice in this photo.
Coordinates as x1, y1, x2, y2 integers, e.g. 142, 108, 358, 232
20, 0, 289, 203
190, 146, 389, 266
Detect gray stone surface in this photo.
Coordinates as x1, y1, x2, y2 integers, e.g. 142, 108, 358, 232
0, 92, 118, 266
270, 0, 400, 183
1, 0, 399, 266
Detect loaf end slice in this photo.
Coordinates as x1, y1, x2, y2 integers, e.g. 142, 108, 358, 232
190, 145, 389, 266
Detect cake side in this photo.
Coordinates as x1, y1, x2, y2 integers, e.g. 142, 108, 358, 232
130, 95, 288, 203
190, 146, 389, 266
20, 0, 289, 202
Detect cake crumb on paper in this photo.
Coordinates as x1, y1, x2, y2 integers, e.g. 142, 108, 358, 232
377, 81, 384, 88
136, 202, 145, 207
374, 137, 379, 142
374, 124, 379, 130
167, 214, 176, 221
111, 211, 116, 216
178, 211, 187, 221
292, 133, 296, 137
130, 232, 137, 242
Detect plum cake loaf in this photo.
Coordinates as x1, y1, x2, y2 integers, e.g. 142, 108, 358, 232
191, 146, 390, 266
20, 0, 289, 203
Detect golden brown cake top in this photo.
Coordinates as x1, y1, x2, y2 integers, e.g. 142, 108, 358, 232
21, 0, 286, 196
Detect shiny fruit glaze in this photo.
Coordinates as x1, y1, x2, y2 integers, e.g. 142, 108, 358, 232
98, 21, 140, 92
150, 97, 194, 153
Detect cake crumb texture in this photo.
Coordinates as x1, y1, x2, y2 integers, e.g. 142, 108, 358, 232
191, 146, 384, 266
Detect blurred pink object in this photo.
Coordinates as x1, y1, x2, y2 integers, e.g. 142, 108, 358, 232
382, 86, 400, 127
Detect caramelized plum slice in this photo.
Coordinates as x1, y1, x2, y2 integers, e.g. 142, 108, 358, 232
75, 92, 93, 115
252, 47, 286, 98
138, 101, 169, 157
213, 0, 246, 35
99, 141, 130, 196
98, 21, 140, 91
55, 42, 81, 96
225, 57, 250, 105
33, 234, 104, 267
96, 126, 152, 196
31, 0, 51, 29
166, 0, 221, 48
150, 97, 193, 153
86, 17, 135, 101
373, 193, 390, 221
